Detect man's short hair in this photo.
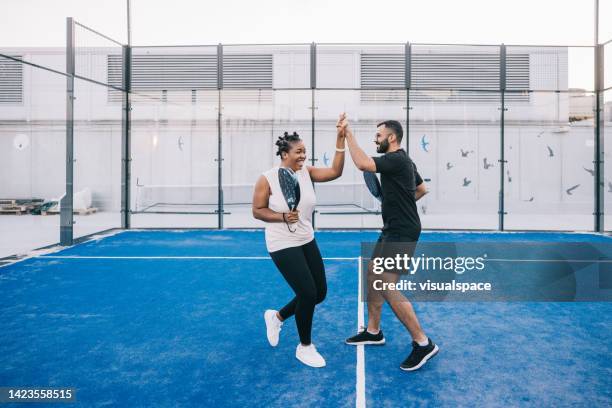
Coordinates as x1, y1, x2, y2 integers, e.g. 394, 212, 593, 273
377, 120, 403, 143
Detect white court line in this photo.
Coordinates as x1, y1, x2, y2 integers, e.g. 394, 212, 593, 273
37, 256, 359, 261
36, 256, 612, 264
0, 230, 124, 269
356, 256, 366, 408
484, 258, 612, 263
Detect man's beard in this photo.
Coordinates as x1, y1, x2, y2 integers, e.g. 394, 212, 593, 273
376, 138, 390, 153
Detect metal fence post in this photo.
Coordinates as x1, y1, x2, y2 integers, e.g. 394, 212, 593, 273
405, 42, 411, 153
594, 44, 604, 232
311, 42, 317, 229
217, 43, 224, 229
121, 44, 131, 229
61, 17, 75, 246
499, 43, 507, 231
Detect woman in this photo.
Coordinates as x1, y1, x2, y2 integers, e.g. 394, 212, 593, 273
252, 116, 346, 368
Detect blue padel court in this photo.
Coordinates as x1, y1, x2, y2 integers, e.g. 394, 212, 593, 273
1, 230, 611, 407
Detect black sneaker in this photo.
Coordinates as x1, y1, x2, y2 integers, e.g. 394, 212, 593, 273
345, 328, 385, 345
400, 339, 439, 371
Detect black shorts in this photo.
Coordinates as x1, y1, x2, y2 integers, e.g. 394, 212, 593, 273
370, 231, 420, 274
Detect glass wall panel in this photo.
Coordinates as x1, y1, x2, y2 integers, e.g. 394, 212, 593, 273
504, 91, 594, 230
409, 90, 501, 229
411, 45, 500, 90
316, 44, 405, 89
220, 44, 311, 227
72, 78, 122, 238
0, 48, 66, 77
314, 89, 406, 229
224, 44, 311, 89
74, 22, 123, 87
221, 90, 313, 228
605, 42, 611, 90
0, 57, 65, 257
604, 90, 612, 230
506, 46, 594, 92
600, 0, 612, 42
129, 46, 219, 228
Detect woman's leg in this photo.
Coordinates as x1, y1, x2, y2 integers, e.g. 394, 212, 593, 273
301, 239, 327, 305
270, 246, 318, 345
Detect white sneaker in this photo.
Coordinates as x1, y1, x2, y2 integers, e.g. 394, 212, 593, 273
264, 309, 283, 347
295, 343, 326, 368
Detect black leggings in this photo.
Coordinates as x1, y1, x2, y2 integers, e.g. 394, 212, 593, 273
269, 239, 327, 345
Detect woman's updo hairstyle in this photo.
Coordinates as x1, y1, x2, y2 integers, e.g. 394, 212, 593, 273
275, 131, 302, 158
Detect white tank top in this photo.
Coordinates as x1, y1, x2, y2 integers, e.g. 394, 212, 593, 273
263, 166, 316, 253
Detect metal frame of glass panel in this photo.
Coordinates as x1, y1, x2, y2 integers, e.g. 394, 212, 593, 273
61, 18, 128, 244
62, 33, 612, 233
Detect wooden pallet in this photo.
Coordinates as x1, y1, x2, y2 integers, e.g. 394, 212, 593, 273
0, 198, 44, 206
42, 207, 98, 216
0, 205, 29, 215
0, 198, 46, 215
75, 207, 98, 215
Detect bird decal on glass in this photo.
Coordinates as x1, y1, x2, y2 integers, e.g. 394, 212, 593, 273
460, 148, 474, 158
566, 184, 580, 195
323, 152, 330, 166
421, 135, 430, 152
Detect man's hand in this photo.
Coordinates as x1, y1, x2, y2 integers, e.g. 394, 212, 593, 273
341, 114, 377, 172
336, 112, 348, 138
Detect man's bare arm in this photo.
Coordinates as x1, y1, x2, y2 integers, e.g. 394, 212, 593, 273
415, 182, 428, 201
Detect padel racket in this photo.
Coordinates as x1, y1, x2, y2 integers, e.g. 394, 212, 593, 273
363, 171, 382, 202
278, 167, 301, 232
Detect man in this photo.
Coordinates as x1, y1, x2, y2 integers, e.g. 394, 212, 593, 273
340, 116, 438, 371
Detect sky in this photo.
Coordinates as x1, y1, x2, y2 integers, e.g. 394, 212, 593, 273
0, 0, 610, 90
1, 0, 611, 47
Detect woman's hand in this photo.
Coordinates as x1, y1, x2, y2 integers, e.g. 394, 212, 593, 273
285, 210, 300, 224
253, 176, 293, 223
307, 114, 347, 182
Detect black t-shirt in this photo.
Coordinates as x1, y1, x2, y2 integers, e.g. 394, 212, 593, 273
372, 149, 423, 237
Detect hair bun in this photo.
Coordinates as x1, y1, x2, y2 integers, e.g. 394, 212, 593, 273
275, 131, 301, 157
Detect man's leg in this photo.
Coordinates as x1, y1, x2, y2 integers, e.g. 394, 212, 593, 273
377, 268, 439, 371
366, 302, 384, 333
345, 261, 386, 345
365, 261, 385, 333
379, 271, 427, 343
